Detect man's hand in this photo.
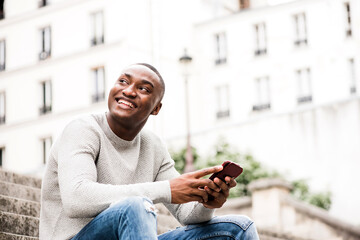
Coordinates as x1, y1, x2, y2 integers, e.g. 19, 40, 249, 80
170, 166, 223, 204
202, 176, 237, 209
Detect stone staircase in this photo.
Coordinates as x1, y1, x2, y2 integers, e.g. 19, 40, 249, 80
0, 168, 41, 240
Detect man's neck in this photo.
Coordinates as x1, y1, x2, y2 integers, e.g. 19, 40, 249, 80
106, 113, 146, 141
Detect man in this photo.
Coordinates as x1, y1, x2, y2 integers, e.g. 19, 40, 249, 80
40, 63, 259, 240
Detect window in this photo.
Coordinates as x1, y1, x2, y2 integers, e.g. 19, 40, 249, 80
0, 147, 4, 167
40, 81, 52, 115
293, 13, 307, 46
38, 0, 49, 8
296, 68, 312, 103
254, 23, 267, 56
253, 77, 271, 111
0, 0, 4, 20
215, 85, 230, 119
344, 2, 352, 37
39, 26, 51, 60
0, 92, 5, 124
214, 32, 227, 65
91, 67, 105, 103
349, 58, 356, 94
90, 11, 104, 46
0, 39, 5, 71
41, 137, 52, 164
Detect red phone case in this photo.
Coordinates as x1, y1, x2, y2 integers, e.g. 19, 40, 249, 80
209, 161, 243, 181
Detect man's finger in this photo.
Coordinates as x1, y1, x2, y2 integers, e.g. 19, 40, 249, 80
190, 166, 223, 179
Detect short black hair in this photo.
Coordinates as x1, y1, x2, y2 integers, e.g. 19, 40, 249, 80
135, 63, 165, 101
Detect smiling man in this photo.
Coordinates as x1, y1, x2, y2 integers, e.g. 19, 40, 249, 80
39, 63, 259, 240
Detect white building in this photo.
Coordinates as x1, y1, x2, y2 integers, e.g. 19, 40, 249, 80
165, 0, 360, 225
0, 0, 359, 226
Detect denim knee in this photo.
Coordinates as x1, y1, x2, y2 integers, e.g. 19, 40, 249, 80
211, 215, 259, 239
110, 196, 157, 218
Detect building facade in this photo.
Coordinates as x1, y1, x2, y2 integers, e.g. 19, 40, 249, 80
165, 0, 360, 225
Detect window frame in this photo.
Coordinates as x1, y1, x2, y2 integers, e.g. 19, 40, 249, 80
91, 66, 106, 103
90, 11, 104, 46
0, 39, 5, 71
0, 91, 5, 124
293, 13, 308, 46
39, 80, 52, 115
39, 26, 51, 60
214, 32, 227, 65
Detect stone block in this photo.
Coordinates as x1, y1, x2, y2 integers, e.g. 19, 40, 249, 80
0, 212, 39, 237
0, 232, 39, 240
0, 195, 40, 217
0, 170, 42, 189
0, 181, 41, 202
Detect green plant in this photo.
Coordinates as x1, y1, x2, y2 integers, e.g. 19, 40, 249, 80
170, 139, 332, 210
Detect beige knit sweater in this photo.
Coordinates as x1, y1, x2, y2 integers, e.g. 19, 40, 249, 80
39, 113, 214, 240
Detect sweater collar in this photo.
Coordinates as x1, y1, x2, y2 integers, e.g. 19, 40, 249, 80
102, 112, 140, 147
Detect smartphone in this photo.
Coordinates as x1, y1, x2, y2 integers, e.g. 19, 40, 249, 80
209, 161, 243, 182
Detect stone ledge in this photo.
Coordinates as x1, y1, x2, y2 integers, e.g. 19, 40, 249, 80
0, 232, 39, 240
0, 181, 41, 202
0, 169, 42, 189
0, 212, 39, 237
0, 194, 40, 217
248, 178, 292, 192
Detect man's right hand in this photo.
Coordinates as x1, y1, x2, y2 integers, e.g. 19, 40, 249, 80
169, 166, 223, 204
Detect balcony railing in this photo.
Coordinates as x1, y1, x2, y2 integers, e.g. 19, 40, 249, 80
252, 103, 271, 111
297, 95, 312, 104
294, 39, 307, 46
254, 49, 267, 56
39, 105, 52, 115
215, 58, 227, 65
216, 110, 230, 119
91, 36, 104, 46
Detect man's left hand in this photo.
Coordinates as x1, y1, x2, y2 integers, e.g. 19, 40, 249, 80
202, 176, 237, 209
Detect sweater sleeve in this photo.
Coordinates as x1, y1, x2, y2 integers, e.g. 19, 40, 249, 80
57, 119, 171, 218
154, 141, 215, 226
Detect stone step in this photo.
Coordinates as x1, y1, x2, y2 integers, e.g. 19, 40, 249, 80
0, 212, 39, 237
0, 169, 41, 189
0, 181, 41, 202
0, 194, 40, 218
0, 232, 39, 240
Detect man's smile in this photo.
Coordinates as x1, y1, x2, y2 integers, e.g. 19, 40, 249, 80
115, 98, 137, 109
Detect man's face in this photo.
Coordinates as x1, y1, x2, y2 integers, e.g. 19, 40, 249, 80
108, 65, 163, 127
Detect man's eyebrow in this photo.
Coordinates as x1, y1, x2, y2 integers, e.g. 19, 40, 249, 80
140, 79, 154, 88
122, 73, 155, 88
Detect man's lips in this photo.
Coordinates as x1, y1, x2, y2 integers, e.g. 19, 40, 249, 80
115, 98, 137, 108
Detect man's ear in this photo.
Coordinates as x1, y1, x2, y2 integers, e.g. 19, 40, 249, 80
151, 103, 162, 115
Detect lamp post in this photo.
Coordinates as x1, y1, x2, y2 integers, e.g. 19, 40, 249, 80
179, 49, 195, 173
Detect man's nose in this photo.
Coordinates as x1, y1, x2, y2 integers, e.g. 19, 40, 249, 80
122, 85, 137, 98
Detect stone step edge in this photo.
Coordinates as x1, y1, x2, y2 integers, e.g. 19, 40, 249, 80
0, 194, 40, 218
0, 168, 42, 189
0, 193, 40, 205
0, 180, 41, 202
0, 231, 39, 240
0, 211, 39, 237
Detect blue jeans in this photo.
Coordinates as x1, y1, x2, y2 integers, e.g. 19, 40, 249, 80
71, 196, 259, 240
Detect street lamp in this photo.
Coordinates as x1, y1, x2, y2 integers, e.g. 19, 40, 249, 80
179, 49, 195, 173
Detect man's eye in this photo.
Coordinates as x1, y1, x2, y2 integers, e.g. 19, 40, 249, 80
140, 87, 150, 93
119, 79, 127, 84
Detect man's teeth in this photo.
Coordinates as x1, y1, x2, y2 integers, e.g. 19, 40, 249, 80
118, 100, 134, 108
